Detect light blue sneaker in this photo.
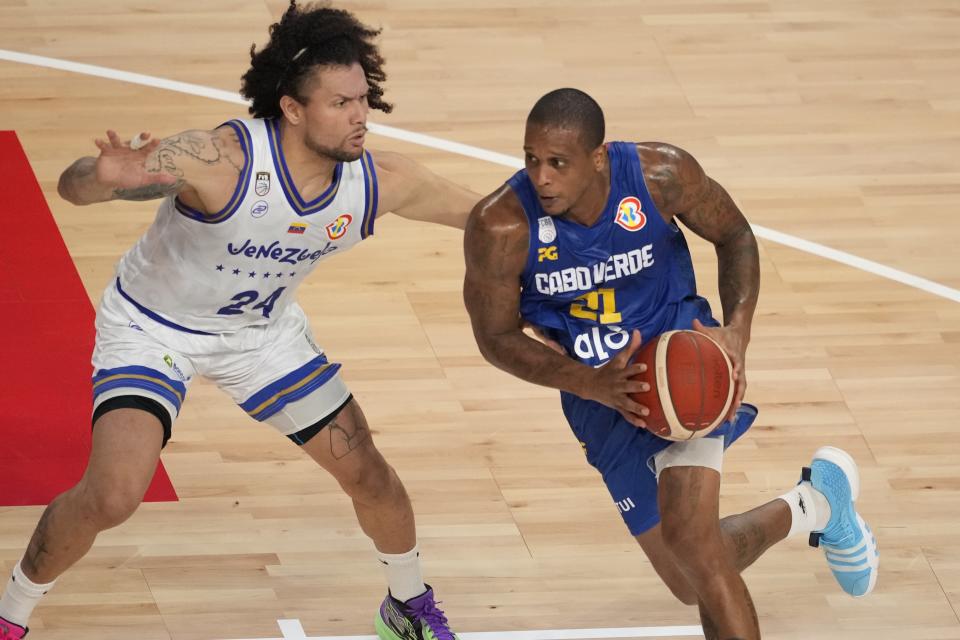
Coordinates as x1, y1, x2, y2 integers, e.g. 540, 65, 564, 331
804, 446, 879, 597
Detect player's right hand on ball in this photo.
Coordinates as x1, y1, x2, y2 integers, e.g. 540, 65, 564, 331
579, 329, 651, 429
93, 130, 177, 189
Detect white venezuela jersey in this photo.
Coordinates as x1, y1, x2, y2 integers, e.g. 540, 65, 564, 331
114, 117, 378, 334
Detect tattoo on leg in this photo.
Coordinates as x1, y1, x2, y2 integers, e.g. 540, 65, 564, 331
23, 506, 54, 575
720, 516, 770, 571
327, 407, 370, 460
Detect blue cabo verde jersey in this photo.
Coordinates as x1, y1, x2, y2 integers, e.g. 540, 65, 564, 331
509, 142, 757, 533
510, 141, 717, 368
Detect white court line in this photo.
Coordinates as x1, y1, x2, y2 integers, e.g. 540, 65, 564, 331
217, 618, 704, 640
1, 48, 957, 304
277, 619, 308, 638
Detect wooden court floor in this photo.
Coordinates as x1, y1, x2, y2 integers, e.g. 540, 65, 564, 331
1, 1, 959, 638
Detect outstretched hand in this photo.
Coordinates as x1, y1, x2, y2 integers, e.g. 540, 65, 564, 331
579, 329, 651, 428
93, 130, 178, 190
691, 318, 748, 422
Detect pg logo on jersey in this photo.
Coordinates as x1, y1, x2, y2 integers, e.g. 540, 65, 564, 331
325, 214, 353, 240
615, 196, 647, 232
538, 246, 558, 262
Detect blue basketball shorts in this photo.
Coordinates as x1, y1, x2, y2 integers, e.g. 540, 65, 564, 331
561, 392, 758, 536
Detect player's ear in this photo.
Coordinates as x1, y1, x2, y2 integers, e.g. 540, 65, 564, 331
279, 94, 303, 126
592, 143, 606, 172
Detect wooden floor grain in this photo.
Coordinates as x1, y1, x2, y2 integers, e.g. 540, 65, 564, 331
1, 1, 958, 638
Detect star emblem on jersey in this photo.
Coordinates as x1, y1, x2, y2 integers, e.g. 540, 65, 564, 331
615, 196, 647, 232
325, 214, 353, 240
255, 171, 271, 196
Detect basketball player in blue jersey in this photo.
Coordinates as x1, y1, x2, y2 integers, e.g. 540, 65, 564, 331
0, 4, 467, 640
463, 89, 879, 640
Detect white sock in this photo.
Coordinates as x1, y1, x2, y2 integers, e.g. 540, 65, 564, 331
377, 545, 426, 602
778, 482, 831, 538
0, 561, 56, 627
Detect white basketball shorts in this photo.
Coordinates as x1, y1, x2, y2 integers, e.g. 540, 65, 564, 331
91, 282, 350, 439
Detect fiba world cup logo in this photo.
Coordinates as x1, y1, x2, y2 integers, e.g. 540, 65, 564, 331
615, 196, 647, 232
325, 214, 353, 240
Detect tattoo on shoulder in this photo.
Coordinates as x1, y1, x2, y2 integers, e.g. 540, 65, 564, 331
145, 130, 242, 179
641, 143, 706, 214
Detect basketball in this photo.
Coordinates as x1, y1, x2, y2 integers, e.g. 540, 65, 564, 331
630, 330, 734, 441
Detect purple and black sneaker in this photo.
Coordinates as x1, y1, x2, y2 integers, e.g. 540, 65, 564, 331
375, 585, 457, 640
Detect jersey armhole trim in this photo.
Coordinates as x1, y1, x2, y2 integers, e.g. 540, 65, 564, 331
173, 120, 253, 224
360, 150, 379, 239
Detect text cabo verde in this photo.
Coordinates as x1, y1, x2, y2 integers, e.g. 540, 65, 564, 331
534, 244, 655, 295
227, 239, 337, 264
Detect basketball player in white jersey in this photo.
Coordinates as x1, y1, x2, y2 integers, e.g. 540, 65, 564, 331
0, 4, 470, 640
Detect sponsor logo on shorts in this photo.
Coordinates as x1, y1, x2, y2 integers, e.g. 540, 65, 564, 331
616, 497, 636, 514
128, 321, 144, 332
163, 354, 187, 381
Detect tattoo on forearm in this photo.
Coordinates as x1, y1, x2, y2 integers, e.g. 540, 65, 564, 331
673, 178, 759, 325
112, 181, 184, 201
716, 227, 760, 323
111, 129, 240, 202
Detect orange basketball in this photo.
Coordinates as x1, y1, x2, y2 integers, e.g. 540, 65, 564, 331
630, 330, 734, 441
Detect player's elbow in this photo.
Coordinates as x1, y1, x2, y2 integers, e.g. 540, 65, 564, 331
472, 331, 500, 365
57, 158, 100, 206
471, 327, 511, 369
57, 173, 84, 205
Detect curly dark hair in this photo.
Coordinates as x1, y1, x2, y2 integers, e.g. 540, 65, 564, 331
240, 1, 392, 119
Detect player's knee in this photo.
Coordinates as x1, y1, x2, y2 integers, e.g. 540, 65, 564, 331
660, 517, 716, 570
336, 454, 398, 503
79, 480, 143, 529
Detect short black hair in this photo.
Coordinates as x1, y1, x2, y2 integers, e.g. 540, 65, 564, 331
240, 1, 392, 119
527, 88, 605, 150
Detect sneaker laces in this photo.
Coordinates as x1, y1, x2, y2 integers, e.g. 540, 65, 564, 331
413, 597, 455, 640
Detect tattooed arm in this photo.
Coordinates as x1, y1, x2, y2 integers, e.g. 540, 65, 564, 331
463, 186, 650, 427
57, 128, 245, 212
639, 142, 760, 416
